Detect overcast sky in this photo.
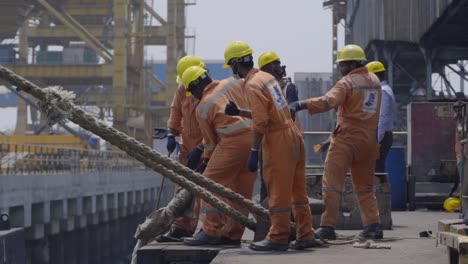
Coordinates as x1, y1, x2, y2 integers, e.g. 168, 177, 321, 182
187, 0, 336, 75
149, 0, 342, 77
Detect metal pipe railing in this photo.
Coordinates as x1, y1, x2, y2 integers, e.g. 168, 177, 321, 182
303, 131, 408, 169
0, 143, 145, 175
303, 131, 408, 136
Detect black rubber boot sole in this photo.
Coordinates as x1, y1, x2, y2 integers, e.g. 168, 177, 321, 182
249, 239, 289, 251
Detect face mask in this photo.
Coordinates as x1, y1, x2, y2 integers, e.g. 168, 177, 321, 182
280, 65, 287, 77
270, 63, 286, 79
231, 62, 241, 79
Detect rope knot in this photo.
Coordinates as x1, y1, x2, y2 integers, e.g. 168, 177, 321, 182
37, 86, 76, 126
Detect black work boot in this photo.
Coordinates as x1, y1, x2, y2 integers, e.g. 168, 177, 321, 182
249, 239, 289, 251
314, 226, 337, 240
155, 225, 193, 242
289, 239, 324, 250
359, 223, 383, 239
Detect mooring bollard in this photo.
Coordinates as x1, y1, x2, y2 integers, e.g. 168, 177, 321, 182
0, 214, 10, 230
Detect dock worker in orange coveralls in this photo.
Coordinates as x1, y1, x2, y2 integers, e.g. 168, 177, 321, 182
223, 40, 322, 251
289, 44, 384, 240
256, 51, 304, 202
180, 66, 257, 246
155, 55, 205, 242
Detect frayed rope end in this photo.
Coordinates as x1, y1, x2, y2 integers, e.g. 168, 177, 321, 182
37, 86, 76, 125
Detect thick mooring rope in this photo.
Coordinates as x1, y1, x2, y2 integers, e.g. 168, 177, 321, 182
0, 65, 264, 228
121, 146, 256, 230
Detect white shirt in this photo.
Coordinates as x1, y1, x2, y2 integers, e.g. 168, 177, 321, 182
378, 81, 397, 143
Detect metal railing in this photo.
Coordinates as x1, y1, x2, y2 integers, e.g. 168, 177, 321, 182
303, 131, 408, 170
0, 143, 145, 175
303, 131, 408, 136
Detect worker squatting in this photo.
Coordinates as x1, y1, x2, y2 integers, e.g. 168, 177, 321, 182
156, 41, 392, 251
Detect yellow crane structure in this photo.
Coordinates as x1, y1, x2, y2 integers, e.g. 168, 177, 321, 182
0, 0, 190, 145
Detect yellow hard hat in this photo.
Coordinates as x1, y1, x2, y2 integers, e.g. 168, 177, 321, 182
336, 44, 366, 63
443, 197, 461, 213
366, 61, 386, 73
181, 66, 208, 96
258, 51, 281, 69
176, 55, 205, 83
223, 41, 253, 68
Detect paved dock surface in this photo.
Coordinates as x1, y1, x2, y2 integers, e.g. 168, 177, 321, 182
214, 211, 453, 264
140, 211, 456, 264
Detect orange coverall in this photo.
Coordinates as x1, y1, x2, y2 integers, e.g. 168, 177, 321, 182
305, 67, 382, 228
196, 77, 257, 240
167, 84, 203, 233
245, 69, 314, 243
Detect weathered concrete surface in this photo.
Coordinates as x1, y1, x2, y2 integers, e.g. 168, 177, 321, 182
212, 211, 454, 264
0, 228, 26, 264
138, 244, 221, 264
0, 170, 175, 232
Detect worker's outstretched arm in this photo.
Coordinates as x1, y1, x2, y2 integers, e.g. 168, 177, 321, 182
240, 109, 252, 119
290, 80, 349, 117
225, 100, 252, 119
305, 81, 348, 115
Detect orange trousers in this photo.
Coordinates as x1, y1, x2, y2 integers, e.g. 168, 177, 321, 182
263, 126, 314, 243
320, 135, 380, 227
200, 133, 257, 240
173, 143, 200, 233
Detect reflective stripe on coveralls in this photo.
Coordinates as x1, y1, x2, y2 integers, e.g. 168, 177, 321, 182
216, 119, 252, 135
203, 144, 215, 151
245, 68, 314, 243
167, 84, 202, 233
306, 67, 382, 228
199, 78, 242, 119
196, 78, 257, 240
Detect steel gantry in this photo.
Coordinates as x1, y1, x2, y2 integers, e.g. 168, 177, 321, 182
0, 0, 189, 145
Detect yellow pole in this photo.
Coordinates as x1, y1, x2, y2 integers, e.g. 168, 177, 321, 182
113, 0, 129, 138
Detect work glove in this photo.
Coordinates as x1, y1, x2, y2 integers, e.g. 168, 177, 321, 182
152, 128, 169, 139
167, 134, 176, 154
225, 100, 241, 116
187, 145, 203, 169
195, 159, 209, 174
289, 101, 305, 120
314, 139, 331, 153
247, 149, 259, 172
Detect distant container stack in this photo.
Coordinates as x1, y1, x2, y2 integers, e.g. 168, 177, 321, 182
63, 45, 99, 64
63, 47, 84, 64
36, 51, 63, 64
36, 44, 99, 65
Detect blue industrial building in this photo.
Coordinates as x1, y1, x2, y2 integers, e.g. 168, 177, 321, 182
149, 60, 232, 93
